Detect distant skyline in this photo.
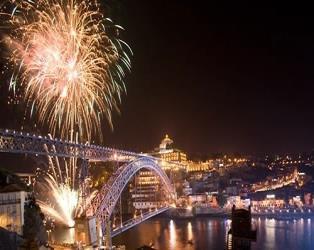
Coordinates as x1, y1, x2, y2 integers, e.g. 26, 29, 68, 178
2, 1, 314, 154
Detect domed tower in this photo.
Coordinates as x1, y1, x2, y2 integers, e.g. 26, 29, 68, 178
159, 134, 174, 151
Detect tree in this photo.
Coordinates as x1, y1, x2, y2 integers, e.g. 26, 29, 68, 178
22, 196, 48, 249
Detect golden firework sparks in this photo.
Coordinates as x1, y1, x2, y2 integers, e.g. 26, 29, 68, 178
1, 0, 132, 142
36, 137, 96, 227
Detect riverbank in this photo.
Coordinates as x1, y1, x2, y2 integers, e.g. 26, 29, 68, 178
167, 207, 314, 219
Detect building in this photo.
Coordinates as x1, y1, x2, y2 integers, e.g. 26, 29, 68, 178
304, 193, 312, 206
130, 171, 164, 210
151, 134, 187, 167
15, 173, 36, 187
182, 181, 192, 196
0, 184, 30, 235
251, 195, 285, 209
188, 194, 207, 204
289, 196, 303, 208
186, 161, 211, 172
225, 196, 251, 209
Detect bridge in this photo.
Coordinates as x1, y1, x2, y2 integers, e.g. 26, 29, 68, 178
111, 206, 170, 238
0, 128, 177, 248
0, 129, 139, 162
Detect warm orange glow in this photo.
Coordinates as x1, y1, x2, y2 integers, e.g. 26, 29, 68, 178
2, 0, 131, 141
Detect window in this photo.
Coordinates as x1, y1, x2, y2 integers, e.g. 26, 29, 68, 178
11, 205, 16, 215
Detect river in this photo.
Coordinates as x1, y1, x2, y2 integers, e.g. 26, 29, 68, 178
50, 216, 314, 249
113, 216, 314, 250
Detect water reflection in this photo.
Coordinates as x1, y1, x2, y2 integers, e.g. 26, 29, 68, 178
169, 220, 176, 249
50, 216, 314, 249
187, 221, 192, 241
114, 217, 228, 249
265, 218, 275, 249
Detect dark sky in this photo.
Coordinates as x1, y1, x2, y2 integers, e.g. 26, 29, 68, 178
103, 1, 314, 155
2, 1, 314, 155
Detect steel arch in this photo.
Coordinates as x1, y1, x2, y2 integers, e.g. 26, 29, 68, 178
89, 157, 175, 219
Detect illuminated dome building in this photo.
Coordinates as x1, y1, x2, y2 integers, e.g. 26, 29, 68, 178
159, 134, 174, 151
153, 134, 187, 164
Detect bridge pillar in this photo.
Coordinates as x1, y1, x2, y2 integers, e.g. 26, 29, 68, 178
104, 218, 112, 249
96, 217, 103, 247
79, 159, 90, 209
96, 216, 112, 249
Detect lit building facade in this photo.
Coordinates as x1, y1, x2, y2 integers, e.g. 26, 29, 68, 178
225, 196, 251, 209
151, 134, 188, 167
251, 195, 285, 209
0, 184, 30, 235
186, 160, 213, 172
130, 171, 164, 210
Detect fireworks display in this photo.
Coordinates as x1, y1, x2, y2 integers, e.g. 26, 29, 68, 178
1, 0, 132, 142
38, 174, 78, 227
0, 0, 132, 227
35, 140, 79, 227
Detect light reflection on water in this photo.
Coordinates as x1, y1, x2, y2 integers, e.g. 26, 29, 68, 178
114, 217, 227, 250
187, 221, 193, 241
169, 220, 176, 250
51, 216, 314, 250
114, 217, 314, 250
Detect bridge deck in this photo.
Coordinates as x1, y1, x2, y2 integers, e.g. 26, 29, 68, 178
0, 129, 139, 162
111, 207, 170, 237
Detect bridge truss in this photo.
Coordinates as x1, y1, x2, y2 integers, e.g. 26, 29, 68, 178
0, 129, 139, 162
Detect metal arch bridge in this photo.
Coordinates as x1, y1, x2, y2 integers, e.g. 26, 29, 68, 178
0, 128, 177, 245
89, 157, 175, 219
86, 157, 176, 242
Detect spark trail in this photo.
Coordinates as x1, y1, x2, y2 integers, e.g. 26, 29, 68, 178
1, 0, 132, 142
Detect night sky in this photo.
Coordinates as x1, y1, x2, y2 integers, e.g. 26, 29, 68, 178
2, 1, 314, 155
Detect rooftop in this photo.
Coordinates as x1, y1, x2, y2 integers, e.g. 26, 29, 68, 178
0, 183, 27, 193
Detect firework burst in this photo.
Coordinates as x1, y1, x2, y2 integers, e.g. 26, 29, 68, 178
37, 174, 78, 227
32, 131, 98, 228
1, 0, 132, 142
34, 139, 79, 227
